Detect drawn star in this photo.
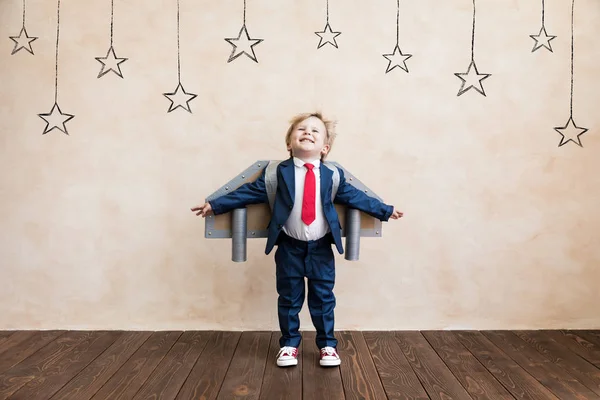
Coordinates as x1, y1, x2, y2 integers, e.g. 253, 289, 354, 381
9, 26, 38, 55
530, 26, 556, 53
455, 60, 491, 96
225, 25, 263, 63
554, 116, 588, 147
95, 46, 128, 78
163, 82, 197, 113
315, 23, 341, 49
383, 45, 412, 73
38, 103, 75, 135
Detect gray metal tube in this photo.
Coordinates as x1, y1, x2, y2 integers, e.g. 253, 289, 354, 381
231, 208, 247, 262
344, 208, 361, 261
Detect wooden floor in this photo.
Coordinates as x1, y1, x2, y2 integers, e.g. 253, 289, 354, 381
1, 330, 600, 399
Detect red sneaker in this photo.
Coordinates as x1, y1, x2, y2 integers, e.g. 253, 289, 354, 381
320, 346, 341, 366
276, 346, 298, 367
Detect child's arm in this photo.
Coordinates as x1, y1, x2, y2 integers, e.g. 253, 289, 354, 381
334, 168, 403, 221
191, 170, 268, 217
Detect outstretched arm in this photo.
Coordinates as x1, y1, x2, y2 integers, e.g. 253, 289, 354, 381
191, 170, 268, 217
334, 168, 402, 221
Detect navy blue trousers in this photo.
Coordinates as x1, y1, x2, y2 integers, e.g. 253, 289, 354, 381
275, 232, 337, 349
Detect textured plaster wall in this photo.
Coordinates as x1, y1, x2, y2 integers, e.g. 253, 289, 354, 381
1, 0, 599, 330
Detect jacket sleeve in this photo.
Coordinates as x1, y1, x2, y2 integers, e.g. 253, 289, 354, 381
208, 170, 268, 215
333, 168, 393, 221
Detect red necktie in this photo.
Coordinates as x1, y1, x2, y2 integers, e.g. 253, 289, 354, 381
302, 163, 316, 225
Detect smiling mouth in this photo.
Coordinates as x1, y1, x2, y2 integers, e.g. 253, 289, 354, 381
300, 138, 314, 143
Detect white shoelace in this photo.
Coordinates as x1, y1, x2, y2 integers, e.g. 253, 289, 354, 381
321, 346, 337, 356
278, 346, 296, 357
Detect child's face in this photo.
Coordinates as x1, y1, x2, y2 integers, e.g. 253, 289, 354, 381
287, 116, 330, 160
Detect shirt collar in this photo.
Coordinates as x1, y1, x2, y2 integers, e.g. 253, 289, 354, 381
292, 157, 320, 169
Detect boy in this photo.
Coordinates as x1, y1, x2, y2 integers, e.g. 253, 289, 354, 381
191, 112, 403, 367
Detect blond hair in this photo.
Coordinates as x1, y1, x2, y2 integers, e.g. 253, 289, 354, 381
284, 112, 337, 160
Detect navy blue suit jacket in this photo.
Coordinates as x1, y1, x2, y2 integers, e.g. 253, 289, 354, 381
208, 158, 393, 255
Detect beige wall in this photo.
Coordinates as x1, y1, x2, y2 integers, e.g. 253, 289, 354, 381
1, 0, 599, 331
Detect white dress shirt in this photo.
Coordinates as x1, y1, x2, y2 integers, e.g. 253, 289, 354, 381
282, 157, 331, 241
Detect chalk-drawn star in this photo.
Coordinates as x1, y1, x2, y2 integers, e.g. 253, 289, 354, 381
530, 26, 556, 52
554, 117, 588, 147
315, 23, 341, 49
225, 25, 263, 63
38, 103, 74, 135
163, 82, 197, 113
95, 46, 128, 78
9, 26, 38, 55
455, 60, 491, 96
383, 45, 412, 73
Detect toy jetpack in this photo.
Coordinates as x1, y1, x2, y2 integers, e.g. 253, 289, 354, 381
204, 160, 385, 262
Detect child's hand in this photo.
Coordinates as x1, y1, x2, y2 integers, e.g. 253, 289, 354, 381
191, 202, 213, 217
390, 208, 403, 220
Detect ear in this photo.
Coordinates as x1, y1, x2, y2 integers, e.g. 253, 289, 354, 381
321, 144, 330, 156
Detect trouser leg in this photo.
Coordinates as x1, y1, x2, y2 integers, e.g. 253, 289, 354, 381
275, 240, 306, 348
306, 241, 337, 349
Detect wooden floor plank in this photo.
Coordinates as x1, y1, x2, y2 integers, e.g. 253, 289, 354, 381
8, 331, 121, 400
395, 331, 472, 400
301, 331, 344, 400
455, 330, 560, 400
216, 331, 271, 400
515, 330, 600, 396
132, 331, 211, 400
259, 332, 302, 400
338, 331, 389, 400
363, 331, 428, 400
0, 331, 65, 375
571, 331, 600, 353
422, 330, 513, 400
49, 331, 152, 400
89, 331, 182, 400
576, 332, 600, 347
483, 330, 600, 400
0, 332, 15, 349
175, 331, 240, 400
553, 331, 600, 369
0, 331, 101, 399
0, 332, 36, 357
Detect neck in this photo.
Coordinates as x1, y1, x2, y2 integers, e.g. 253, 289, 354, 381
294, 155, 320, 163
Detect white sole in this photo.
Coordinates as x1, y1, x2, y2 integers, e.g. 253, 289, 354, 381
277, 359, 298, 367
320, 359, 341, 367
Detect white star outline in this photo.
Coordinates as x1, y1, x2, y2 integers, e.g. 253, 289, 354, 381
38, 103, 75, 135
95, 46, 128, 78
225, 25, 263, 63
163, 82, 198, 113
455, 60, 491, 96
383, 45, 412, 73
530, 25, 557, 52
315, 23, 341, 49
9, 26, 38, 55
554, 116, 588, 147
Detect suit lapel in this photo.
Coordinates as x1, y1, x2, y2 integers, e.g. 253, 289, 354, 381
279, 157, 295, 201
320, 161, 333, 204
281, 158, 331, 204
